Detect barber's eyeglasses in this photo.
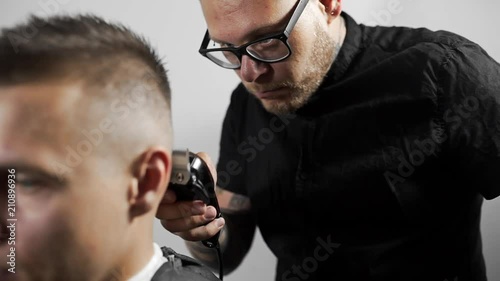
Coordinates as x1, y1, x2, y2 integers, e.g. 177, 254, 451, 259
198, 0, 309, 69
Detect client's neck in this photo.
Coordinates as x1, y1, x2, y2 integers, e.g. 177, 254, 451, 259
106, 217, 156, 281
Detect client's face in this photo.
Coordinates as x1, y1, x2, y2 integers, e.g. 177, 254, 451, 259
0, 83, 130, 281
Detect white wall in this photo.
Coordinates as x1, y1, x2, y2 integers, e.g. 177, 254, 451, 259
1, 1, 498, 280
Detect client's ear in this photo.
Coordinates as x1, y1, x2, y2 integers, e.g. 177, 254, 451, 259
128, 148, 171, 219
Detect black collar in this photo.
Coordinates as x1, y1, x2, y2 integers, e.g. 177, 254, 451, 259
328, 12, 363, 82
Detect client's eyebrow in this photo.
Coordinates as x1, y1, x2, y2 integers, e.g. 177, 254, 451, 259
0, 164, 69, 187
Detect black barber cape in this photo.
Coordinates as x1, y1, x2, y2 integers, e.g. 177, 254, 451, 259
151, 247, 219, 281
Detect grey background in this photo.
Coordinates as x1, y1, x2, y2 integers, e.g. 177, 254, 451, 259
0, 0, 498, 280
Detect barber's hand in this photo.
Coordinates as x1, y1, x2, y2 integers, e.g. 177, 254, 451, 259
157, 152, 225, 241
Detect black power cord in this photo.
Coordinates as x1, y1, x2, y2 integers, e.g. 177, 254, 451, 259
215, 243, 223, 281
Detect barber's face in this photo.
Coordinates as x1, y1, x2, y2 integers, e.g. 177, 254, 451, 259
0, 84, 130, 281
200, 0, 336, 114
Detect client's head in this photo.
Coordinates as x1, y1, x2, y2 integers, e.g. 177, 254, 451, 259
0, 15, 172, 281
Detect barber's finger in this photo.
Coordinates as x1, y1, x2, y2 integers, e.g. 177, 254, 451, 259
159, 206, 218, 232
195, 151, 217, 184
161, 189, 177, 204
174, 217, 225, 242
156, 200, 206, 220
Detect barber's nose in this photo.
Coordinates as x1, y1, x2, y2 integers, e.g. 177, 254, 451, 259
239, 55, 270, 83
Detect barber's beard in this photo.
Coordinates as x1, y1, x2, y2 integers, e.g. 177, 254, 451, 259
260, 23, 338, 115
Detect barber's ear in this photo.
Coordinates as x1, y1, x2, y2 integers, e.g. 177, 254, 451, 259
128, 148, 171, 219
319, 0, 342, 22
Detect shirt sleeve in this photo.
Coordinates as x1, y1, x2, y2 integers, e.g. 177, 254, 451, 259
216, 84, 249, 196
441, 41, 500, 200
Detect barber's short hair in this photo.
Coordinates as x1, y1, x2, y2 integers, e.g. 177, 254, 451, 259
0, 14, 170, 104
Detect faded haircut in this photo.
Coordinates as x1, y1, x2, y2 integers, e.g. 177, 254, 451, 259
0, 14, 170, 97
0, 14, 173, 152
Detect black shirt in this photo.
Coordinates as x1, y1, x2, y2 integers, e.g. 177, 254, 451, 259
216, 12, 500, 281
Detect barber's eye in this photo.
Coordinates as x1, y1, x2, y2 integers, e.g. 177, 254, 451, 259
257, 39, 275, 46
211, 40, 233, 49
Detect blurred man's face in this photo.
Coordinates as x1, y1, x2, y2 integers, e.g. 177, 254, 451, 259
0, 83, 130, 281
200, 0, 337, 114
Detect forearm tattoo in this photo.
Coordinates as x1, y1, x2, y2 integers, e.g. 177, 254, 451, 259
228, 194, 250, 209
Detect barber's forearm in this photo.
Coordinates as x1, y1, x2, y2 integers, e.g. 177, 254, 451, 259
185, 224, 228, 270
186, 212, 256, 274
187, 187, 255, 273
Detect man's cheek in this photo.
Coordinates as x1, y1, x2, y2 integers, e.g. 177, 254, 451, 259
17, 207, 73, 265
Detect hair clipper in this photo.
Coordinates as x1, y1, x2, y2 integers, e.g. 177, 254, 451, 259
168, 149, 222, 248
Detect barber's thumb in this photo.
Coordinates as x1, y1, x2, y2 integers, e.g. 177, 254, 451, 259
195, 151, 217, 183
